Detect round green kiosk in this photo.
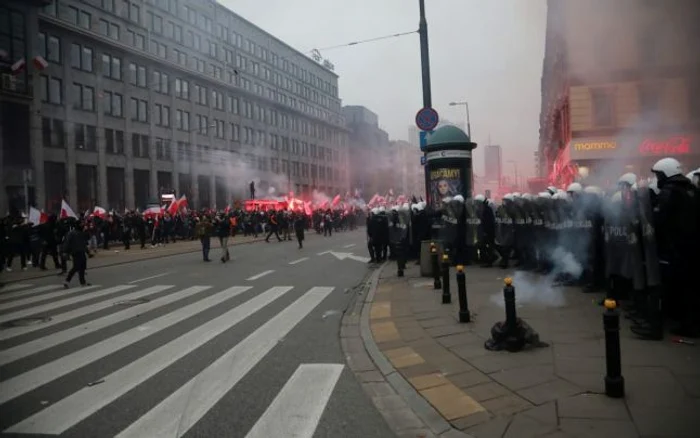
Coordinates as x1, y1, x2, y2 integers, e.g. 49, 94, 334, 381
424, 125, 477, 210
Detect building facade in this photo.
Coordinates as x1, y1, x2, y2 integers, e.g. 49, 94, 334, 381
343, 105, 391, 197
539, 0, 700, 187
0, 0, 349, 214
388, 139, 423, 197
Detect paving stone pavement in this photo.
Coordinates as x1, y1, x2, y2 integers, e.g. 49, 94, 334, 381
366, 261, 700, 438
0, 235, 263, 285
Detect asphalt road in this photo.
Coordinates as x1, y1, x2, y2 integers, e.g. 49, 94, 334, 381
0, 229, 396, 438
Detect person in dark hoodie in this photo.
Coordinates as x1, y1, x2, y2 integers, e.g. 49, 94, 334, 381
293, 212, 306, 249
63, 220, 90, 288
650, 157, 700, 338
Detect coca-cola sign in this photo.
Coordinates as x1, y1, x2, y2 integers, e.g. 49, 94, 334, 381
638, 136, 692, 156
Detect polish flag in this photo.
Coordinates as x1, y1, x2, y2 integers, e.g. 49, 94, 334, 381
10, 58, 26, 75
143, 206, 163, 218
28, 207, 48, 226
33, 55, 49, 71
60, 200, 78, 219
93, 206, 108, 218
331, 194, 341, 207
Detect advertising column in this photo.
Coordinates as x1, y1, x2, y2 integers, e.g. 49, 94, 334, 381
426, 150, 473, 209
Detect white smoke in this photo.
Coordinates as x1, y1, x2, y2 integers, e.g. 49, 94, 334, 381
490, 271, 566, 308
549, 246, 583, 278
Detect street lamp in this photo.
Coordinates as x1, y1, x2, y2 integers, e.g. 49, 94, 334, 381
448, 101, 472, 139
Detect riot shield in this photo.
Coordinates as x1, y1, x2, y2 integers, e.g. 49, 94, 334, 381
636, 187, 661, 287
464, 199, 480, 247
494, 203, 514, 247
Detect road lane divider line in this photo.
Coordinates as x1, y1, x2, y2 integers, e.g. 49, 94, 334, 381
114, 287, 334, 438
0, 286, 213, 366
0, 285, 110, 325
0, 285, 249, 405
342, 244, 356, 249
7, 286, 296, 435
246, 270, 274, 281
288, 257, 309, 265
127, 272, 172, 284
245, 363, 344, 438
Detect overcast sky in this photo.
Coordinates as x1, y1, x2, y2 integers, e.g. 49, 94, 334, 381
222, 0, 546, 177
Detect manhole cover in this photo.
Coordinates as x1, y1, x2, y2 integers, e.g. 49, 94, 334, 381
113, 298, 150, 306
1, 316, 52, 328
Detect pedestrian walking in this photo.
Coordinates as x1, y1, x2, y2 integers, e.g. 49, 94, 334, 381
215, 213, 231, 263
195, 217, 213, 262
63, 222, 90, 288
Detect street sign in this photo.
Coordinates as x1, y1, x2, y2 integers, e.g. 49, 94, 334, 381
415, 107, 439, 131
419, 130, 432, 150
420, 156, 426, 166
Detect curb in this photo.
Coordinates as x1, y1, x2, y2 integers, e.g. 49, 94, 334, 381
360, 263, 473, 438
0, 237, 265, 285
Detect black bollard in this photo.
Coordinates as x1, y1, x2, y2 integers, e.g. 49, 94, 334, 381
503, 277, 517, 332
603, 299, 625, 398
431, 245, 441, 290
441, 254, 451, 304
456, 265, 470, 322
397, 242, 405, 277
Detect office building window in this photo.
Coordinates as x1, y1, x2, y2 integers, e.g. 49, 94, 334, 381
105, 128, 125, 155
37, 33, 61, 63
129, 63, 147, 87
132, 133, 150, 158
130, 98, 148, 122
214, 119, 225, 138
176, 110, 190, 131
212, 90, 224, 110
128, 30, 145, 50
175, 78, 189, 99
147, 11, 163, 34
101, 54, 121, 80
230, 123, 240, 141
591, 89, 614, 127
150, 40, 167, 58
72, 83, 94, 111
153, 71, 169, 94
194, 84, 208, 105
196, 115, 209, 134
98, 19, 119, 40
70, 44, 93, 71
42, 118, 65, 148
129, 3, 140, 23
156, 138, 172, 161
154, 104, 170, 127
103, 91, 123, 117
74, 124, 96, 151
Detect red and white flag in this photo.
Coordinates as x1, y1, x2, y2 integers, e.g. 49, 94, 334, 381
33, 55, 49, 70
10, 58, 26, 75
60, 200, 78, 219
93, 206, 108, 218
28, 207, 48, 226
143, 206, 163, 218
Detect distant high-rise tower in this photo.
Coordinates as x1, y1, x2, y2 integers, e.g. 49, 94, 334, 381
484, 145, 502, 184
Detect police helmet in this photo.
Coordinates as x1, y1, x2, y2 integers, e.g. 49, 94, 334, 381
651, 157, 683, 178
566, 182, 583, 193
474, 194, 486, 202
546, 186, 557, 195
538, 192, 552, 199
618, 172, 637, 186
452, 194, 465, 203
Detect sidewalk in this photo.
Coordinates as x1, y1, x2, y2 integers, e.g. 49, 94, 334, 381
366, 262, 700, 438
0, 235, 264, 284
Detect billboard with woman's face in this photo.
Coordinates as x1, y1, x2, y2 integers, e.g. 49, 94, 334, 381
429, 167, 463, 209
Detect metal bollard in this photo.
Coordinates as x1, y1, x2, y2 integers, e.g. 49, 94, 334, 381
456, 265, 470, 322
431, 244, 441, 290
603, 299, 625, 398
503, 277, 517, 332
441, 254, 451, 304
397, 242, 405, 277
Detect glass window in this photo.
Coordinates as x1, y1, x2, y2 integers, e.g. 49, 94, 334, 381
79, 11, 91, 29
49, 77, 61, 104
82, 46, 92, 71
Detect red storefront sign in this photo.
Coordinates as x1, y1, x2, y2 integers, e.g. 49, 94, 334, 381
638, 136, 692, 156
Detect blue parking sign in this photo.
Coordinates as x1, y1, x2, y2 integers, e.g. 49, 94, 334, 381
420, 155, 426, 166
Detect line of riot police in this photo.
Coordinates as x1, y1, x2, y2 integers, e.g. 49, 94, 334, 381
365, 157, 700, 340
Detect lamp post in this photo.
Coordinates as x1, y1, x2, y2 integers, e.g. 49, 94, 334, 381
449, 101, 472, 139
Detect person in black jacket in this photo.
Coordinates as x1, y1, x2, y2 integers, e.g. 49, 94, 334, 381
215, 213, 231, 263
651, 158, 700, 338
63, 221, 90, 288
293, 213, 306, 249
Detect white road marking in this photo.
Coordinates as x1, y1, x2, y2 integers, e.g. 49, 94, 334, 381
328, 251, 371, 263
0, 285, 67, 310
0, 285, 171, 341
0, 283, 35, 294
127, 272, 172, 284
342, 244, 356, 249
246, 270, 274, 281
0, 286, 211, 365
0, 285, 110, 325
0, 285, 241, 405
288, 257, 309, 265
317, 251, 331, 255
8, 286, 295, 435
245, 363, 344, 438
114, 287, 333, 438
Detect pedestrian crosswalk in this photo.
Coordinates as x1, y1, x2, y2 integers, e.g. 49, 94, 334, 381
0, 281, 343, 437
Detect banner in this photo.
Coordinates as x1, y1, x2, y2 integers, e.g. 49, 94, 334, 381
428, 167, 463, 210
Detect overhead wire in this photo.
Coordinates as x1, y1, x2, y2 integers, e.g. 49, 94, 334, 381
309, 30, 418, 54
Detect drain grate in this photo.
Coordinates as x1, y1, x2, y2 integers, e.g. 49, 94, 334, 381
1, 316, 52, 328
113, 298, 150, 307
